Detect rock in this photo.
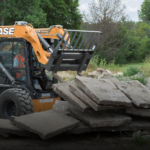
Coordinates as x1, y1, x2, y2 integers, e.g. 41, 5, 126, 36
132, 130, 142, 138
68, 106, 132, 128
52, 100, 70, 115
75, 76, 132, 106
52, 82, 90, 111
117, 72, 123, 76
10, 110, 79, 140
96, 68, 104, 73
87, 72, 99, 78
102, 70, 112, 77
98, 74, 104, 79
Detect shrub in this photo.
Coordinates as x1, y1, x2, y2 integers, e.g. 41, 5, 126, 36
130, 75, 148, 85
123, 66, 141, 76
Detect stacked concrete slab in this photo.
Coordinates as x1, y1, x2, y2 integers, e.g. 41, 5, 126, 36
52, 76, 150, 131
74, 76, 132, 106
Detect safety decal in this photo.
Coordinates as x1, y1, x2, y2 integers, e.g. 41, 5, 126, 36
40, 99, 53, 103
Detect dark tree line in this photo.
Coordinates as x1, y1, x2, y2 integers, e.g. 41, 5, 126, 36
0, 0, 82, 29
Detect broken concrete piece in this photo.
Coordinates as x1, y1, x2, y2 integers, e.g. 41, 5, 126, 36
75, 76, 132, 106
87, 71, 100, 78
126, 107, 150, 117
102, 70, 112, 77
96, 68, 104, 73
52, 100, 70, 115
0, 119, 36, 138
115, 80, 150, 108
69, 82, 127, 111
52, 82, 90, 111
68, 106, 132, 128
10, 110, 79, 140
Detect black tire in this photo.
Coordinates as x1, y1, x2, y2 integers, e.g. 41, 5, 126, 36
0, 88, 33, 119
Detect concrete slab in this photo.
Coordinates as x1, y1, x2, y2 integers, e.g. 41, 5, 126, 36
126, 107, 150, 117
10, 110, 79, 140
75, 76, 132, 106
146, 77, 150, 90
69, 119, 150, 134
52, 82, 90, 112
69, 82, 127, 111
68, 106, 132, 128
115, 80, 150, 108
0, 119, 37, 138
109, 77, 120, 86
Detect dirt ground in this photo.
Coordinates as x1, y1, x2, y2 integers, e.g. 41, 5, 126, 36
0, 131, 150, 150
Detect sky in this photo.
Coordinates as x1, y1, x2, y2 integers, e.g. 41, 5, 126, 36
79, 0, 144, 22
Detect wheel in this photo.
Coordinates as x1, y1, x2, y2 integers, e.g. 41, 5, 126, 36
0, 88, 33, 119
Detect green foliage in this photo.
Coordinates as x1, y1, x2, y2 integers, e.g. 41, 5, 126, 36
120, 66, 148, 85
123, 66, 141, 76
138, 0, 150, 22
40, 0, 82, 29
130, 75, 148, 85
0, 0, 47, 27
0, 0, 82, 29
95, 21, 150, 65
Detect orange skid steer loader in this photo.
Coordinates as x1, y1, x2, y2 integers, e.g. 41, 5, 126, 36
0, 21, 101, 119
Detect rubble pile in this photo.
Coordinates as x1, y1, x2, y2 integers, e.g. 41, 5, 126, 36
0, 76, 150, 140
87, 68, 123, 79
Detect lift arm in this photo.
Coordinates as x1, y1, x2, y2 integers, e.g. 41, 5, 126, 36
0, 22, 70, 65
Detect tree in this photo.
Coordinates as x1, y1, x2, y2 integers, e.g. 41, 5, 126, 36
138, 0, 150, 22
83, 0, 127, 63
40, 0, 82, 29
0, 0, 82, 29
0, 0, 47, 27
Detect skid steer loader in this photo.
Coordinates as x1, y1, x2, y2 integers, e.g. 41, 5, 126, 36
0, 21, 101, 119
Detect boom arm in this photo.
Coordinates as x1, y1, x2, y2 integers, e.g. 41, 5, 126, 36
0, 22, 70, 65
35, 25, 71, 47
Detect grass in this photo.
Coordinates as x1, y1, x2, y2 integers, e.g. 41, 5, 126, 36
86, 56, 150, 77
130, 76, 148, 85
123, 66, 142, 76
57, 56, 150, 81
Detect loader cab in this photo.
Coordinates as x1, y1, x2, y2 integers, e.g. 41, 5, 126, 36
0, 38, 57, 96
0, 38, 28, 86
